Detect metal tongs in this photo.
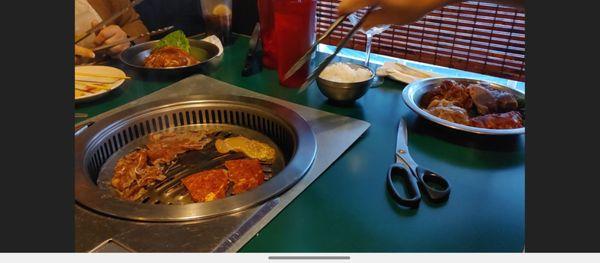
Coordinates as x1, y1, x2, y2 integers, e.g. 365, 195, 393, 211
283, 5, 376, 94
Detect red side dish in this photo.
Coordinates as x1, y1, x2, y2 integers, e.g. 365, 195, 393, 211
143, 46, 198, 68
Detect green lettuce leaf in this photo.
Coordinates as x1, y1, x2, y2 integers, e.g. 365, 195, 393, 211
154, 30, 190, 53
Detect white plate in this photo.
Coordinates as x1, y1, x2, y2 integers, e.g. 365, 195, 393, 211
75, 66, 126, 103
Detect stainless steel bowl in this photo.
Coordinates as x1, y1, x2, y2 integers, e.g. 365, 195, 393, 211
119, 39, 222, 75
402, 77, 525, 136
316, 63, 375, 103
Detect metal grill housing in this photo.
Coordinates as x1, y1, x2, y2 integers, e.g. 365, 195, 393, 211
75, 95, 317, 222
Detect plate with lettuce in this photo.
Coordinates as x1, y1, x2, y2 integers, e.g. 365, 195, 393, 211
119, 30, 221, 73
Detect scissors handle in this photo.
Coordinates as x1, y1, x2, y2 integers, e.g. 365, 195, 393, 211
416, 167, 451, 202
387, 163, 421, 208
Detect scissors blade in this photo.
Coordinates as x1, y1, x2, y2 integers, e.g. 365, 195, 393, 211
395, 118, 409, 162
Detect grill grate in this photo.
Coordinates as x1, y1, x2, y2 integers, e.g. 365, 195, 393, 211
85, 108, 294, 182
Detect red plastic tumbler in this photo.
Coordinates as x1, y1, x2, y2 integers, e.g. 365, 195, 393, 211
274, 0, 316, 88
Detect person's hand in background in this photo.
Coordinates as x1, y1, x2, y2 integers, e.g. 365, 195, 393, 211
93, 24, 131, 55
75, 45, 95, 64
338, 0, 451, 30
338, 0, 524, 30
75, 45, 95, 58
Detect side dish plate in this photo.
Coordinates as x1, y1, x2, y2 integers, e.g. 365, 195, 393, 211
119, 39, 221, 74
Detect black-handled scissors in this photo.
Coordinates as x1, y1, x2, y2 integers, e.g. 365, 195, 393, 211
387, 118, 451, 208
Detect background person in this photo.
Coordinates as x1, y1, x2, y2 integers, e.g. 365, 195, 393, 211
75, 0, 149, 63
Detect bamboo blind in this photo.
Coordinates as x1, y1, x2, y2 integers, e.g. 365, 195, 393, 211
316, 1, 525, 81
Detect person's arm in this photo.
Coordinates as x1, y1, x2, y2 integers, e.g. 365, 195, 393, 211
479, 0, 524, 9
112, 0, 150, 43
338, 0, 524, 30
92, 0, 150, 55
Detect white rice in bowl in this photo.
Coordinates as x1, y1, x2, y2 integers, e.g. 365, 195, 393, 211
319, 62, 372, 83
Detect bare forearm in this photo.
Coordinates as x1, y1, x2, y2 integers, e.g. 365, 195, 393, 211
443, 0, 524, 9
338, 0, 524, 29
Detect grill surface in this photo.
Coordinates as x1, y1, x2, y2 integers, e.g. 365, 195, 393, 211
75, 95, 317, 222
96, 125, 285, 205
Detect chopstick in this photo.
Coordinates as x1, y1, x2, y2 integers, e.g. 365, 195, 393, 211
74, 78, 118, 84
92, 25, 175, 52
75, 81, 111, 90
75, 113, 89, 118
75, 72, 130, 79
75, 86, 93, 93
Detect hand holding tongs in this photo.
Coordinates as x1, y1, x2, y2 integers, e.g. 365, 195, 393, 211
92, 26, 175, 52
283, 6, 376, 94
75, 0, 146, 44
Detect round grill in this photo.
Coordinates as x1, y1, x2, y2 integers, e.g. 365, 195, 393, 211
75, 95, 317, 222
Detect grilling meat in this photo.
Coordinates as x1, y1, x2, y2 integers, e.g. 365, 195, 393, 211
215, 136, 276, 163
111, 130, 278, 203
146, 130, 211, 165
470, 111, 524, 129
421, 80, 473, 109
426, 99, 470, 125
182, 169, 229, 202
143, 46, 198, 68
467, 83, 518, 115
111, 149, 165, 201
224, 159, 264, 195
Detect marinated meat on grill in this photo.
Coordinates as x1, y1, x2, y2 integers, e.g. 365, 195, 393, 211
224, 159, 264, 195
426, 99, 470, 125
181, 169, 229, 202
143, 46, 198, 68
215, 136, 276, 163
470, 111, 524, 129
467, 83, 518, 115
421, 80, 473, 109
146, 130, 211, 165
111, 149, 165, 201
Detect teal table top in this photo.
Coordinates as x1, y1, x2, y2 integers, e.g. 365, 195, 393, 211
75, 36, 524, 252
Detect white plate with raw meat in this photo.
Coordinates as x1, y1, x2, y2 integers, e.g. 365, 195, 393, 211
402, 77, 525, 135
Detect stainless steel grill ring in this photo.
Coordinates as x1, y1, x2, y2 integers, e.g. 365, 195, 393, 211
75, 95, 317, 222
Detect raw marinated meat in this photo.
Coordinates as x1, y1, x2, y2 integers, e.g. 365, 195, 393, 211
421, 80, 473, 109
111, 149, 166, 201
426, 99, 471, 125
181, 169, 229, 202
467, 83, 518, 115
224, 159, 264, 195
470, 111, 524, 129
146, 130, 211, 165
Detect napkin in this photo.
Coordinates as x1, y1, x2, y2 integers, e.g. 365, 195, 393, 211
376, 62, 441, 84
201, 35, 224, 56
